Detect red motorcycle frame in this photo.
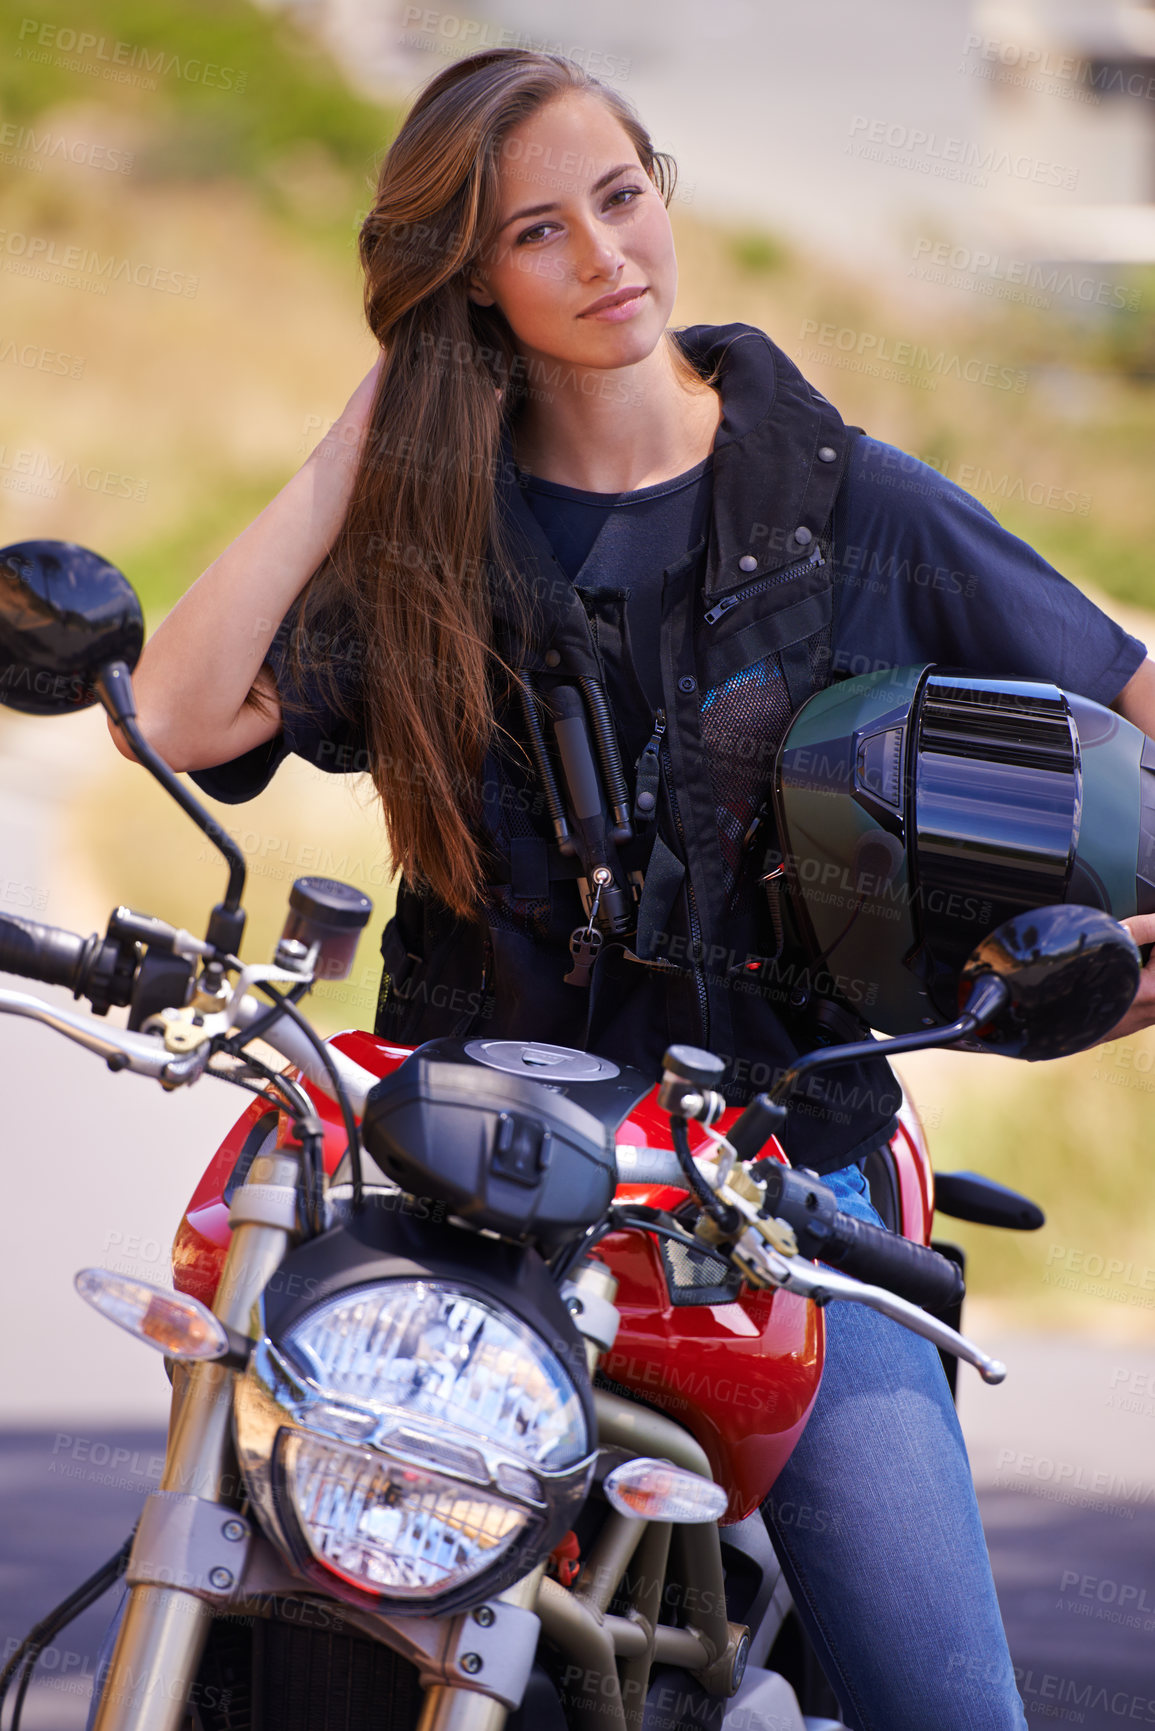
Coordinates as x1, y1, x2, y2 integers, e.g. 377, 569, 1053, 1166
174, 1027, 935, 1523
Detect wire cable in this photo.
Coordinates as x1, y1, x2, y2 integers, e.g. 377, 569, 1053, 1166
229, 976, 310, 1048
670, 1115, 741, 1235
551, 1204, 735, 1284
253, 982, 363, 1214
207, 1041, 326, 1236
0, 1533, 132, 1731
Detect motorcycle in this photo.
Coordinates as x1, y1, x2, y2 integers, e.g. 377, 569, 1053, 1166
0, 539, 1141, 1731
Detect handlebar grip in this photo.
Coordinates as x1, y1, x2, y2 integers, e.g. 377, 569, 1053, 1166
0, 912, 92, 994
812, 1212, 965, 1312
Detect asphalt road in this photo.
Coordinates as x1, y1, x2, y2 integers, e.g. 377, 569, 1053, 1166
958, 1334, 1155, 1726
4, 1335, 1155, 1730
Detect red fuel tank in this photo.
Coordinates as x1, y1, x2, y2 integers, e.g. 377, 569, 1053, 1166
172, 1032, 823, 1522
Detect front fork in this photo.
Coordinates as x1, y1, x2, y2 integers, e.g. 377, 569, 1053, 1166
91, 1214, 741, 1731
91, 1145, 298, 1731
90, 1141, 544, 1731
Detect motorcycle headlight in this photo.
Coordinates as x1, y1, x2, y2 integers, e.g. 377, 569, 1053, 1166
234, 1280, 594, 1613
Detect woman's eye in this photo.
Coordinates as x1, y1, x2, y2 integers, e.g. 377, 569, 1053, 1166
514, 186, 645, 245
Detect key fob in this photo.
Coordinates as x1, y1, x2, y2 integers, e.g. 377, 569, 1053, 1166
564, 926, 603, 988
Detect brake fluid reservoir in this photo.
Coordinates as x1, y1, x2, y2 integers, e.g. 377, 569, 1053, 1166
279, 877, 372, 981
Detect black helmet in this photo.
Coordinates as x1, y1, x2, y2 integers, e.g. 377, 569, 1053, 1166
771, 664, 1155, 1035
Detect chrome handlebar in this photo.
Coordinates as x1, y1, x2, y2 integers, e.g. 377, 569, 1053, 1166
0, 986, 1007, 1380
0, 985, 380, 1107
612, 1140, 1007, 1383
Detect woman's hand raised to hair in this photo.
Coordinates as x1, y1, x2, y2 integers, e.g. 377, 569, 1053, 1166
109, 351, 387, 776
311, 351, 385, 470
344, 351, 385, 431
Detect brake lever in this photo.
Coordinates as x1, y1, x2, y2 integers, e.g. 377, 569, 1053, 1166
679, 1156, 1007, 1384
734, 1231, 1007, 1385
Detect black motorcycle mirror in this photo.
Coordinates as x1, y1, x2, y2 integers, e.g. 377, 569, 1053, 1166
722, 906, 1140, 1160
0, 539, 247, 957
957, 904, 1142, 1061
0, 537, 143, 714
740, 905, 1142, 1134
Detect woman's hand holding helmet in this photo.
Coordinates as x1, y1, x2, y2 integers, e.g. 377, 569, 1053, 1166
1093, 913, 1155, 1045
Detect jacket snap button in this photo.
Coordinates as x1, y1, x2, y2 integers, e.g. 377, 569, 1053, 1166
793, 526, 813, 546
636, 790, 656, 813
817, 445, 837, 463
738, 554, 758, 572
544, 648, 561, 667
678, 675, 697, 694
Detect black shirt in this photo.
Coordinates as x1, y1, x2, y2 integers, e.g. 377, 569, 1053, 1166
516, 455, 714, 712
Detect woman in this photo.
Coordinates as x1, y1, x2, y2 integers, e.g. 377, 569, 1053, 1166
118, 47, 1155, 1730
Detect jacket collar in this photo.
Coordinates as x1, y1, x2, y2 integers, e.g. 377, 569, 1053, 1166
674, 321, 850, 597
490, 321, 850, 651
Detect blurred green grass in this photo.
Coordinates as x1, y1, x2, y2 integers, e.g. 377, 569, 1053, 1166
2, 0, 395, 241
896, 1040, 1155, 1333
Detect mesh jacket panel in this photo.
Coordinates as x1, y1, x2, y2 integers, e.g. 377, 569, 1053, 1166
699, 622, 833, 918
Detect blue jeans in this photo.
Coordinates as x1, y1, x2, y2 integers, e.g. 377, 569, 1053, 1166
761, 1161, 1027, 1730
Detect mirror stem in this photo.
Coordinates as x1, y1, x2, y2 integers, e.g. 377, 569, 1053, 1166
95, 660, 247, 958
767, 974, 1011, 1108
958, 971, 1011, 1029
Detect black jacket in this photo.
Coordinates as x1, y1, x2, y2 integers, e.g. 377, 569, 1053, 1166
372, 322, 904, 1172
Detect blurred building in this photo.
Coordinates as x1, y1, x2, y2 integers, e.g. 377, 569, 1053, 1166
970, 0, 1155, 260
254, 0, 1155, 274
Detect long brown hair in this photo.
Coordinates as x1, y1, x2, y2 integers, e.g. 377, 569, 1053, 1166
282, 49, 699, 922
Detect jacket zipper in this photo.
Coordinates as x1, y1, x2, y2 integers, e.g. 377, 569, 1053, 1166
643, 706, 667, 756
703, 545, 825, 626
587, 604, 604, 672
655, 710, 710, 1045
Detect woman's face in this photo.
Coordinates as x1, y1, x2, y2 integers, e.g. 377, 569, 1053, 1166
468, 91, 677, 384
